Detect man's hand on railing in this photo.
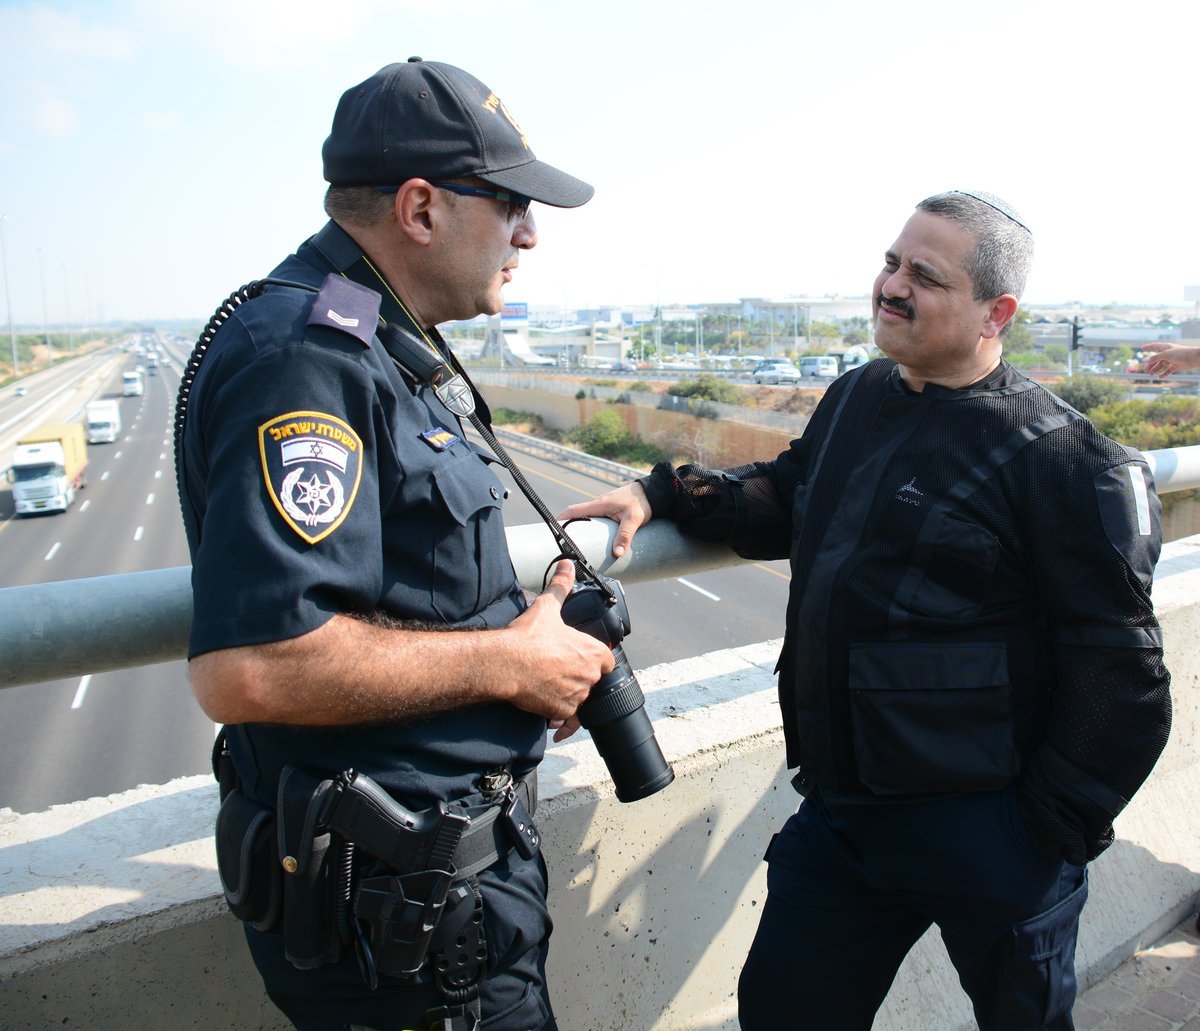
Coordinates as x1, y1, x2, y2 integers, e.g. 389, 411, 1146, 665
559, 481, 653, 558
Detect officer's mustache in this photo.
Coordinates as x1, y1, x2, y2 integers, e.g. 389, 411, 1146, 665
877, 294, 914, 320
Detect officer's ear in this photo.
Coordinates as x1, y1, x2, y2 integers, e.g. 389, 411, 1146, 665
982, 294, 1019, 341
392, 180, 438, 245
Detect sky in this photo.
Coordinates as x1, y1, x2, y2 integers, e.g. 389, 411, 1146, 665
1, 0, 1199, 327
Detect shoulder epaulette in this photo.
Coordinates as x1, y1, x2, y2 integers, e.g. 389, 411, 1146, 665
305, 274, 380, 348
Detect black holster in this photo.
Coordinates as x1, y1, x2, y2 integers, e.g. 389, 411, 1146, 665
211, 733, 539, 1003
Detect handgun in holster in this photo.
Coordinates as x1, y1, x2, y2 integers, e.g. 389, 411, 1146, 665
276, 765, 472, 978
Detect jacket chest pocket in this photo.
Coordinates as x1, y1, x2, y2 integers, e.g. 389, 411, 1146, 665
899, 510, 1000, 622
848, 640, 1018, 795
427, 455, 510, 621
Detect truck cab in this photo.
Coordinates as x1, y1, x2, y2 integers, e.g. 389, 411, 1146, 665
9, 424, 88, 515
85, 400, 121, 444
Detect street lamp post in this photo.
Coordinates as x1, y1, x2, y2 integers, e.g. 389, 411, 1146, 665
36, 246, 50, 366
61, 263, 74, 356
0, 214, 17, 377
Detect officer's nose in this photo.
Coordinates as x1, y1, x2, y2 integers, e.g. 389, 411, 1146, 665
513, 210, 537, 250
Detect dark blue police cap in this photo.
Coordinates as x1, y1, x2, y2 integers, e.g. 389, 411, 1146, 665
322, 57, 594, 209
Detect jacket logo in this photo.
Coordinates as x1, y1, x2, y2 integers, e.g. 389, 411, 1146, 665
259, 411, 363, 544
894, 477, 925, 507
326, 309, 359, 328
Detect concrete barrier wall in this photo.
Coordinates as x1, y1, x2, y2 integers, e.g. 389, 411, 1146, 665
3, 539, 1199, 1030
482, 383, 798, 470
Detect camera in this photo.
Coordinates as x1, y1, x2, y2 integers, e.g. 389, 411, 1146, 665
560, 575, 675, 803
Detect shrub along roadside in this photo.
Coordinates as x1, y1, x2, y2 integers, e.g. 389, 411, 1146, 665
491, 406, 668, 468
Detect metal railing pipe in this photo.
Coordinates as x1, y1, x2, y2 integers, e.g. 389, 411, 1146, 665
2, 444, 1198, 692
0, 566, 193, 688
0, 519, 740, 691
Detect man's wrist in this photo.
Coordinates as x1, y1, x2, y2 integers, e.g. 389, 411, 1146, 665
638, 462, 678, 518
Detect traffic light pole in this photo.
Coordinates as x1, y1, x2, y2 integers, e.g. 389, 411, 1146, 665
1068, 316, 1083, 377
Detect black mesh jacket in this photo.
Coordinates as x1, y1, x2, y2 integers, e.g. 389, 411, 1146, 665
641, 358, 1172, 864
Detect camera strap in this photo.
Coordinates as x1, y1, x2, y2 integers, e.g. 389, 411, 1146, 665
175, 269, 614, 601
367, 278, 615, 601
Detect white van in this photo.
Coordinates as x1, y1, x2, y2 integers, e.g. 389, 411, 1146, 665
122, 371, 144, 396
799, 355, 839, 378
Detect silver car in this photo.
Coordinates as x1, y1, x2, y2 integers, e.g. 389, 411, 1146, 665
752, 361, 801, 385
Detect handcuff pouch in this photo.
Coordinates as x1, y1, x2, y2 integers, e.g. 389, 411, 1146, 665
215, 787, 281, 932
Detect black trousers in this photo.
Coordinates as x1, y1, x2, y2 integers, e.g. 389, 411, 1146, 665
245, 850, 558, 1031
739, 787, 1088, 1031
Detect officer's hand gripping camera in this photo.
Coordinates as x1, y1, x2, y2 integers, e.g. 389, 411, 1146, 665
560, 575, 674, 803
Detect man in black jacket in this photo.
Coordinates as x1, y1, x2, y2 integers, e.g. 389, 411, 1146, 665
560, 191, 1172, 1030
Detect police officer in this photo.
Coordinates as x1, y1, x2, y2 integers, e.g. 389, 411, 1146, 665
177, 58, 612, 1031
562, 191, 1173, 1030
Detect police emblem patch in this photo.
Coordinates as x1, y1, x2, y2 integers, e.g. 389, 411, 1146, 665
259, 411, 363, 544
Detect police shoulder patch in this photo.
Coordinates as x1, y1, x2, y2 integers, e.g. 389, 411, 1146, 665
259, 411, 363, 544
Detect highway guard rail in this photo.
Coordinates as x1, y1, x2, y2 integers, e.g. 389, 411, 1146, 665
2, 442, 1200, 691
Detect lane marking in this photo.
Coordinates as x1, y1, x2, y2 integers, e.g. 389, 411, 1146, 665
155, 469, 162, 479
71, 674, 92, 709
79, 499, 91, 512
676, 577, 720, 601
114, 450, 123, 459
101, 470, 110, 481
134, 526, 144, 541
146, 493, 155, 505
519, 466, 605, 498
45, 541, 61, 561
752, 562, 791, 581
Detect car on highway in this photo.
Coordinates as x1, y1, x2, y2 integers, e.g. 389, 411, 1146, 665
752, 361, 801, 385
609, 360, 638, 373
14, 386, 28, 396
799, 355, 840, 378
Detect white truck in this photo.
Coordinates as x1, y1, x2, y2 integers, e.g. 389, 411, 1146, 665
122, 370, 144, 396
9, 424, 89, 515
85, 399, 122, 444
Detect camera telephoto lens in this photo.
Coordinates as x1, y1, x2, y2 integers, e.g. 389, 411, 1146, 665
576, 645, 674, 803
561, 577, 675, 802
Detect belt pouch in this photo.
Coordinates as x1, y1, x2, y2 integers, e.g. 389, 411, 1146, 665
215, 788, 281, 931
276, 765, 341, 970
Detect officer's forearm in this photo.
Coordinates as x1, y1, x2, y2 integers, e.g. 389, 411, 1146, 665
188, 612, 531, 727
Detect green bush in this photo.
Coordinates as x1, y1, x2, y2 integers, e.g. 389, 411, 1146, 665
666, 374, 745, 405
492, 408, 545, 427
566, 408, 669, 466
1089, 396, 1200, 451
1047, 376, 1128, 414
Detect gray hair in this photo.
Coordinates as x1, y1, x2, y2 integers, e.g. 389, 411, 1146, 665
916, 190, 1033, 305
323, 182, 462, 228
323, 185, 399, 227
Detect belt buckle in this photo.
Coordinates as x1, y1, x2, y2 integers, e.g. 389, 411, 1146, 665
479, 768, 512, 799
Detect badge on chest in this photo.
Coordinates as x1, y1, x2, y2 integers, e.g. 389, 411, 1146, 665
420, 426, 460, 451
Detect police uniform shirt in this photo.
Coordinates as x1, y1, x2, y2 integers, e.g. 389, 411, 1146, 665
180, 222, 541, 807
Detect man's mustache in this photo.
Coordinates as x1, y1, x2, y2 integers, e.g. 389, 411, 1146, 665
877, 294, 914, 320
